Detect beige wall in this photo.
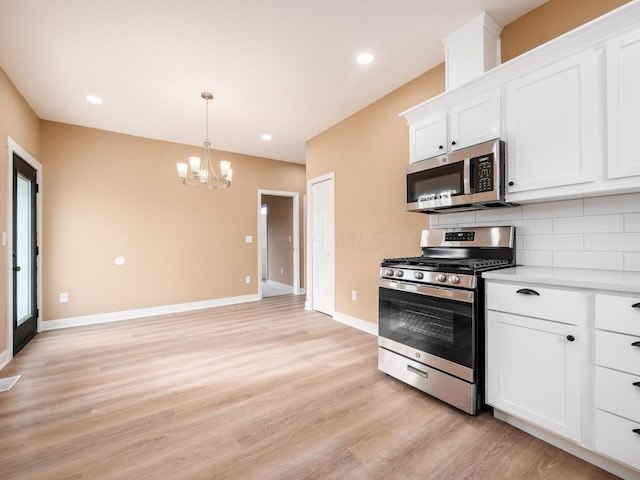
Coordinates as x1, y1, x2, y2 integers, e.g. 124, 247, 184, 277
264, 195, 294, 286
0, 67, 41, 352
501, 0, 631, 62
40, 121, 305, 321
305, 0, 629, 325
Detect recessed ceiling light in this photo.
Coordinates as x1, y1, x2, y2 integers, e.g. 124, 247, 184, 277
357, 52, 374, 65
261, 134, 272, 141
86, 95, 103, 104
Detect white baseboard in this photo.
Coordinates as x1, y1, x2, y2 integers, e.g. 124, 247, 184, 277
264, 280, 294, 291
333, 311, 377, 336
42, 294, 261, 331
0, 349, 10, 371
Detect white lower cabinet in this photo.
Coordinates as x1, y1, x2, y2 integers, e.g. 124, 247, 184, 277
486, 284, 584, 442
594, 293, 640, 471
486, 280, 640, 477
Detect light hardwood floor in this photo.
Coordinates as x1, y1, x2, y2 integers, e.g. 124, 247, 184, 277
0, 295, 618, 479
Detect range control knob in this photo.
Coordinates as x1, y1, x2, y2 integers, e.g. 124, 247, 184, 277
450, 275, 460, 285
395, 270, 404, 278
436, 273, 447, 282
414, 271, 424, 280
384, 269, 394, 277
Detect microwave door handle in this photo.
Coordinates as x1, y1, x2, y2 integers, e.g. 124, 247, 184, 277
463, 158, 471, 194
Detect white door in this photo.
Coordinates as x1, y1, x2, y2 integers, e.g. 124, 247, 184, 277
310, 175, 335, 315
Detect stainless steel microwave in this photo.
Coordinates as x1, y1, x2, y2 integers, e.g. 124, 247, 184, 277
405, 139, 516, 214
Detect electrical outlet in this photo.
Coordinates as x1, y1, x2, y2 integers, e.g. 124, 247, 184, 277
352, 290, 357, 301
60, 292, 68, 303
245, 276, 251, 284
280, 267, 284, 275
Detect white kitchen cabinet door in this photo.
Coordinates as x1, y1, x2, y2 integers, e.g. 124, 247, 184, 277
486, 310, 583, 442
607, 29, 640, 179
409, 111, 447, 163
449, 90, 500, 151
505, 50, 596, 196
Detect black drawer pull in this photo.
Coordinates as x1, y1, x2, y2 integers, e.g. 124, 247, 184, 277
566, 335, 575, 342
633, 381, 640, 388
634, 428, 640, 436
632, 341, 640, 348
632, 303, 640, 308
516, 288, 540, 296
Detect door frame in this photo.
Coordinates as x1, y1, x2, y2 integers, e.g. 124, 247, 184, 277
5, 136, 42, 362
305, 172, 335, 313
257, 190, 300, 299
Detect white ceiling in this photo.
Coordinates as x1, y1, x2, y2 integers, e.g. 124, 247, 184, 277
0, 0, 548, 164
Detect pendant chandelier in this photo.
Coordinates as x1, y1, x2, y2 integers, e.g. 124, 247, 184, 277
177, 92, 232, 189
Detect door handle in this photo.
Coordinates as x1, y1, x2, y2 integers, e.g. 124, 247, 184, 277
13, 266, 21, 272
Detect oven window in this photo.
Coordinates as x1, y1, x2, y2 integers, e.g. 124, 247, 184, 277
407, 162, 464, 203
378, 287, 474, 369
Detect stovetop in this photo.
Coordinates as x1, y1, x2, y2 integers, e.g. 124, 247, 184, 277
379, 226, 516, 289
381, 257, 513, 274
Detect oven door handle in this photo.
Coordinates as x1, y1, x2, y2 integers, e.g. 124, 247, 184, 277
378, 278, 474, 303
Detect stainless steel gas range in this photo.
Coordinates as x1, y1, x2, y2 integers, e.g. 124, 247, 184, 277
377, 226, 516, 415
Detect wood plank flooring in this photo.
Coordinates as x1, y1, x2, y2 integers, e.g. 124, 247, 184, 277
0, 295, 618, 479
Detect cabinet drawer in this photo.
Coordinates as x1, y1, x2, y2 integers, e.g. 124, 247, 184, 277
487, 282, 582, 324
595, 409, 640, 471
595, 366, 640, 423
595, 293, 640, 336
595, 330, 640, 376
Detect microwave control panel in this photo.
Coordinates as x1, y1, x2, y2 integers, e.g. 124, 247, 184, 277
471, 154, 494, 193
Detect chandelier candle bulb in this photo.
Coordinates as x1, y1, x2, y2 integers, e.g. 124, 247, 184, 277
220, 160, 231, 177
177, 163, 188, 179
188, 156, 201, 174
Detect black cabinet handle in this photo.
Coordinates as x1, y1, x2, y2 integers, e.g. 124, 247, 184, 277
516, 288, 540, 296
633, 381, 640, 388
566, 335, 575, 342
632, 303, 640, 308
451, 141, 457, 146
13, 266, 21, 272
508, 181, 514, 186
438, 145, 444, 150
632, 341, 640, 347
634, 428, 640, 436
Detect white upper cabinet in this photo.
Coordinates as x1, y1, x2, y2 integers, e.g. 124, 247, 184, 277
606, 29, 640, 180
409, 111, 447, 163
449, 90, 501, 151
408, 90, 500, 163
505, 50, 596, 197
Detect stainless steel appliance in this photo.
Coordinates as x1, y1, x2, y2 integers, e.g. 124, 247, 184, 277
405, 139, 517, 214
378, 226, 516, 415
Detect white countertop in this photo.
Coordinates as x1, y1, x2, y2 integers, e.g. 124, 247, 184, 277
482, 266, 640, 294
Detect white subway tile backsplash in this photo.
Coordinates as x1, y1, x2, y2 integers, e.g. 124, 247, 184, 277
522, 234, 583, 251
553, 251, 624, 270
585, 233, 640, 251
553, 214, 623, 234
584, 192, 640, 215
475, 206, 523, 222
624, 253, 640, 272
425, 193, 640, 272
516, 250, 553, 267
502, 218, 553, 235
625, 213, 640, 232
522, 199, 583, 219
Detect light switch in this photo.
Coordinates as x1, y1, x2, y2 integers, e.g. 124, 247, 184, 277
245, 235, 253, 243
60, 292, 68, 303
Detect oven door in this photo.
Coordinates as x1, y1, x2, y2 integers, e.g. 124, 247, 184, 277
378, 279, 476, 382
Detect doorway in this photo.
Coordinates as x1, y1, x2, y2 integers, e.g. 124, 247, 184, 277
306, 173, 335, 316
257, 190, 301, 299
6, 138, 42, 357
